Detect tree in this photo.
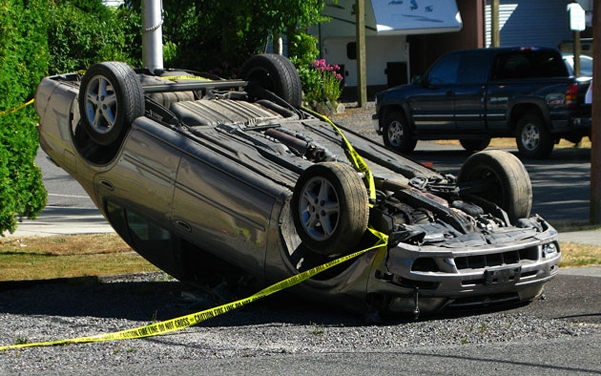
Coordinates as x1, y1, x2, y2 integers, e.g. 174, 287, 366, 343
0, 0, 49, 234
48, 0, 142, 74
126, 0, 327, 74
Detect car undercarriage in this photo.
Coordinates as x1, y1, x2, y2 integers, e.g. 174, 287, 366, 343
34, 54, 561, 318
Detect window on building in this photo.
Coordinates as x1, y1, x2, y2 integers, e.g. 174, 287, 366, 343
347, 42, 357, 60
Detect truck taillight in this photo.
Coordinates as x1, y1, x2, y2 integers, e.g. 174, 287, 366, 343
566, 83, 579, 108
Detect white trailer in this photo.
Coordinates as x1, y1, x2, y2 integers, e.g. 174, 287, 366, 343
315, 0, 463, 91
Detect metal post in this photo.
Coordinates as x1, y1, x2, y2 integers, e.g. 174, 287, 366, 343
591, 0, 601, 224
574, 30, 581, 77
356, 0, 367, 107
142, 0, 164, 73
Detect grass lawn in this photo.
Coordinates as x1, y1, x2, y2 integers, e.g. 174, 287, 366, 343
1, 230, 600, 282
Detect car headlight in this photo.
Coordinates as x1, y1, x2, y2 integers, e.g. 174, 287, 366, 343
542, 242, 559, 258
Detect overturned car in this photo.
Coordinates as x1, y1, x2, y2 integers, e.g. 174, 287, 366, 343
34, 54, 560, 318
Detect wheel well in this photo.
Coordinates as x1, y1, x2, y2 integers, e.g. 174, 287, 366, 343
508, 104, 546, 134
379, 105, 409, 130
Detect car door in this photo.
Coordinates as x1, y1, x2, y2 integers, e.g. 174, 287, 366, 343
170, 134, 281, 278
94, 126, 181, 228
409, 53, 460, 133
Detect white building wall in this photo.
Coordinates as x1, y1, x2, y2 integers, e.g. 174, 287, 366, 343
322, 35, 408, 87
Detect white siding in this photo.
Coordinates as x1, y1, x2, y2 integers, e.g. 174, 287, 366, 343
485, 0, 575, 48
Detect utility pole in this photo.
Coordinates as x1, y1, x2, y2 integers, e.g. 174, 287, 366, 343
356, 0, 367, 107
490, 0, 500, 47
591, 0, 601, 224
142, 0, 164, 73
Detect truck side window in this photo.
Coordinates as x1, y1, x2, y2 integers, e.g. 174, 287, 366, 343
493, 51, 568, 80
426, 54, 461, 85
494, 53, 531, 79
458, 54, 489, 84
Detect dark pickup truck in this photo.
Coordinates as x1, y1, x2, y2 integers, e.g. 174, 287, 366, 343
373, 47, 592, 159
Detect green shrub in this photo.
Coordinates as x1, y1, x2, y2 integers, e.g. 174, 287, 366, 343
288, 28, 320, 66
0, 0, 49, 234
296, 59, 344, 113
48, 0, 141, 74
288, 29, 343, 113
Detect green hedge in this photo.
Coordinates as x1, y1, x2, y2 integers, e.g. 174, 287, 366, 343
0, 0, 48, 234
48, 0, 142, 74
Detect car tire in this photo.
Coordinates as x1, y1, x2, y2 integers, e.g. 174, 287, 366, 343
291, 162, 369, 256
459, 137, 491, 152
516, 113, 554, 159
382, 110, 417, 154
458, 150, 532, 222
79, 62, 144, 147
241, 54, 303, 108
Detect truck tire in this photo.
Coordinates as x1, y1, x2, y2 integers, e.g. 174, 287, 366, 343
459, 137, 491, 152
382, 110, 417, 154
516, 114, 554, 159
241, 54, 302, 108
79, 62, 145, 147
458, 150, 532, 222
291, 162, 369, 256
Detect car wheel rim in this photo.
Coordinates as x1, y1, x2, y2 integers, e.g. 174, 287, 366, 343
521, 123, 540, 151
84, 75, 118, 135
298, 176, 340, 242
388, 121, 404, 146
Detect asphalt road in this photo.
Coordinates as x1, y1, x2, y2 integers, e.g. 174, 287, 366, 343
407, 141, 592, 225
6, 150, 114, 236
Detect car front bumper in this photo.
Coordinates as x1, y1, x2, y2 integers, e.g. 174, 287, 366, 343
367, 226, 560, 315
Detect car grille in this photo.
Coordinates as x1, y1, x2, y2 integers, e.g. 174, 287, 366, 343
411, 246, 540, 273
454, 246, 539, 270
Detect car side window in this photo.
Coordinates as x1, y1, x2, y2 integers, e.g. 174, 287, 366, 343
105, 201, 172, 255
426, 54, 461, 85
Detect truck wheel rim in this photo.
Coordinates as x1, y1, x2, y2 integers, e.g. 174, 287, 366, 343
521, 123, 540, 151
388, 121, 404, 146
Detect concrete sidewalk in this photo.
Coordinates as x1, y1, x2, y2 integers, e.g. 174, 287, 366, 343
558, 230, 601, 246
3, 206, 114, 237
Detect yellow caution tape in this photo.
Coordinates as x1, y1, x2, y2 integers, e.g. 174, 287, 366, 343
0, 228, 388, 351
302, 106, 376, 202
0, 99, 35, 116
